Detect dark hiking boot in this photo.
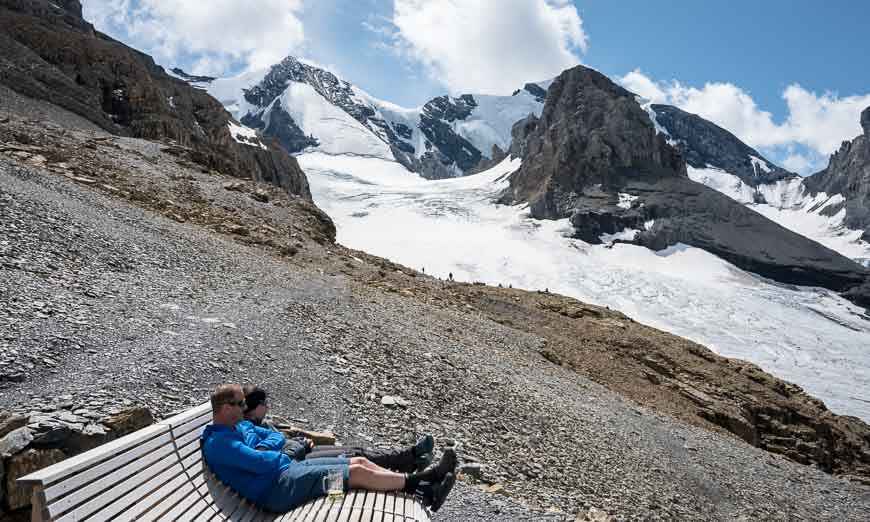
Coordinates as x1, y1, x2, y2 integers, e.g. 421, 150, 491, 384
418, 472, 455, 512
413, 434, 434, 471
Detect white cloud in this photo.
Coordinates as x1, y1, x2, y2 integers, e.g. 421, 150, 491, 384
83, 0, 305, 76
620, 69, 870, 173
781, 85, 870, 155
382, 0, 587, 94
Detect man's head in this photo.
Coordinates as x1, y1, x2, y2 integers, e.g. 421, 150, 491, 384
210, 384, 245, 427
243, 385, 269, 422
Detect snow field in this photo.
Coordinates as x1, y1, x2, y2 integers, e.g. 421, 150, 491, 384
301, 154, 870, 422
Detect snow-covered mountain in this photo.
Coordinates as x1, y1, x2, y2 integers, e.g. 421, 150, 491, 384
186, 57, 870, 420
194, 56, 547, 179
650, 103, 870, 266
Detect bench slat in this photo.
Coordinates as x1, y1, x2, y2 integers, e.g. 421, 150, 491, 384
125, 471, 194, 521
43, 430, 173, 504
134, 449, 206, 520
158, 403, 212, 429
382, 494, 395, 522
18, 424, 169, 486
47, 444, 178, 519
171, 410, 211, 436
334, 491, 356, 522
56, 454, 184, 522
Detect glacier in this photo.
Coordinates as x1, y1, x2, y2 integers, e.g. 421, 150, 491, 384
688, 166, 870, 266
301, 153, 870, 422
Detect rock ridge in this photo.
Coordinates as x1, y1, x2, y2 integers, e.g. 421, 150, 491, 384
0, 0, 311, 199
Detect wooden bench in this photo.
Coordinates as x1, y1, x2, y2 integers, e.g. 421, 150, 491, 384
18, 402, 431, 521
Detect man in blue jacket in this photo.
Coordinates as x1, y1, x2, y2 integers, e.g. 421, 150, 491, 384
201, 384, 455, 513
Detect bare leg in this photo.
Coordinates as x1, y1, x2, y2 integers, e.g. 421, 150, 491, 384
350, 456, 395, 475
348, 463, 406, 491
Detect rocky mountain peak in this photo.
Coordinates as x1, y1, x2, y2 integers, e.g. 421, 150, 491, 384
803, 107, 870, 240
503, 64, 684, 219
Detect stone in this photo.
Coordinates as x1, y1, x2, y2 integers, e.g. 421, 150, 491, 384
101, 407, 154, 436
4, 449, 66, 511
380, 395, 409, 408
222, 182, 245, 192
0, 427, 33, 457
277, 428, 336, 446
0, 414, 28, 439
459, 462, 485, 481
250, 189, 270, 203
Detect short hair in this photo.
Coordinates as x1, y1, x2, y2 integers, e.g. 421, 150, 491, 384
210, 384, 242, 413
244, 385, 267, 414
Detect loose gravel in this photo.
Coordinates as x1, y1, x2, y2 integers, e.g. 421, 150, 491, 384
1, 99, 869, 520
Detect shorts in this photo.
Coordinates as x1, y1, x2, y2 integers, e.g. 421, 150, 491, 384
260, 456, 351, 512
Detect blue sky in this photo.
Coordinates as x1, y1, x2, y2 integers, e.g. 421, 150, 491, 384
84, 1, 870, 174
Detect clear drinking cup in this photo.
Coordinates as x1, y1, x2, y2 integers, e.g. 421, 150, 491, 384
323, 469, 345, 501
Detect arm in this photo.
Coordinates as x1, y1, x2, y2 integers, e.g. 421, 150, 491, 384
206, 438, 283, 475
252, 425, 286, 451
237, 421, 285, 451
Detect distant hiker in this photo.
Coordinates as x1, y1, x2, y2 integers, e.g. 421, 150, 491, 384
201, 384, 456, 513
448, 272, 453, 281
241, 386, 434, 473
422, 267, 425, 274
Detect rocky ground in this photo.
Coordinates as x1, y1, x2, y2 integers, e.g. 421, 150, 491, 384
2, 93, 870, 521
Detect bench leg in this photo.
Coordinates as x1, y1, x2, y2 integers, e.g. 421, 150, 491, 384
30, 486, 49, 522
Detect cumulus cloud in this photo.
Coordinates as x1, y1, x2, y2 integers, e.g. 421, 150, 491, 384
380, 0, 587, 94
620, 69, 870, 173
83, 0, 305, 76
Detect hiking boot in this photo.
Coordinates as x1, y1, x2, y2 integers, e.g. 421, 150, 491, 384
430, 447, 456, 478
419, 472, 455, 512
413, 434, 434, 471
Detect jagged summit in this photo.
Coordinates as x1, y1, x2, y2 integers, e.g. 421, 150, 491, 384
650, 103, 796, 186
200, 55, 547, 179
804, 106, 870, 239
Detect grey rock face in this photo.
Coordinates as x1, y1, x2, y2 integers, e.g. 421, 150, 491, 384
502, 64, 684, 218
651, 104, 796, 186
502, 64, 870, 305
0, 0, 312, 199
419, 95, 483, 173
804, 107, 870, 240
241, 101, 318, 154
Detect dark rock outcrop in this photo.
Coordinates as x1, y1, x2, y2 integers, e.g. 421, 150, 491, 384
803, 106, 870, 240
651, 104, 796, 186
241, 101, 318, 154
502, 65, 870, 304
417, 95, 483, 177
502, 65, 684, 219
170, 67, 216, 85
0, 0, 311, 199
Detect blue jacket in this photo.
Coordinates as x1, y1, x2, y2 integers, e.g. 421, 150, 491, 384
201, 423, 291, 504
239, 419, 309, 460
236, 420, 287, 451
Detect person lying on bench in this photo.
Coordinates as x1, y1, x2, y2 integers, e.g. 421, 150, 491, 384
202, 384, 456, 513
239, 385, 434, 473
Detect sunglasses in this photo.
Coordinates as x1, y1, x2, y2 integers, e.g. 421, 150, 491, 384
223, 399, 246, 408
